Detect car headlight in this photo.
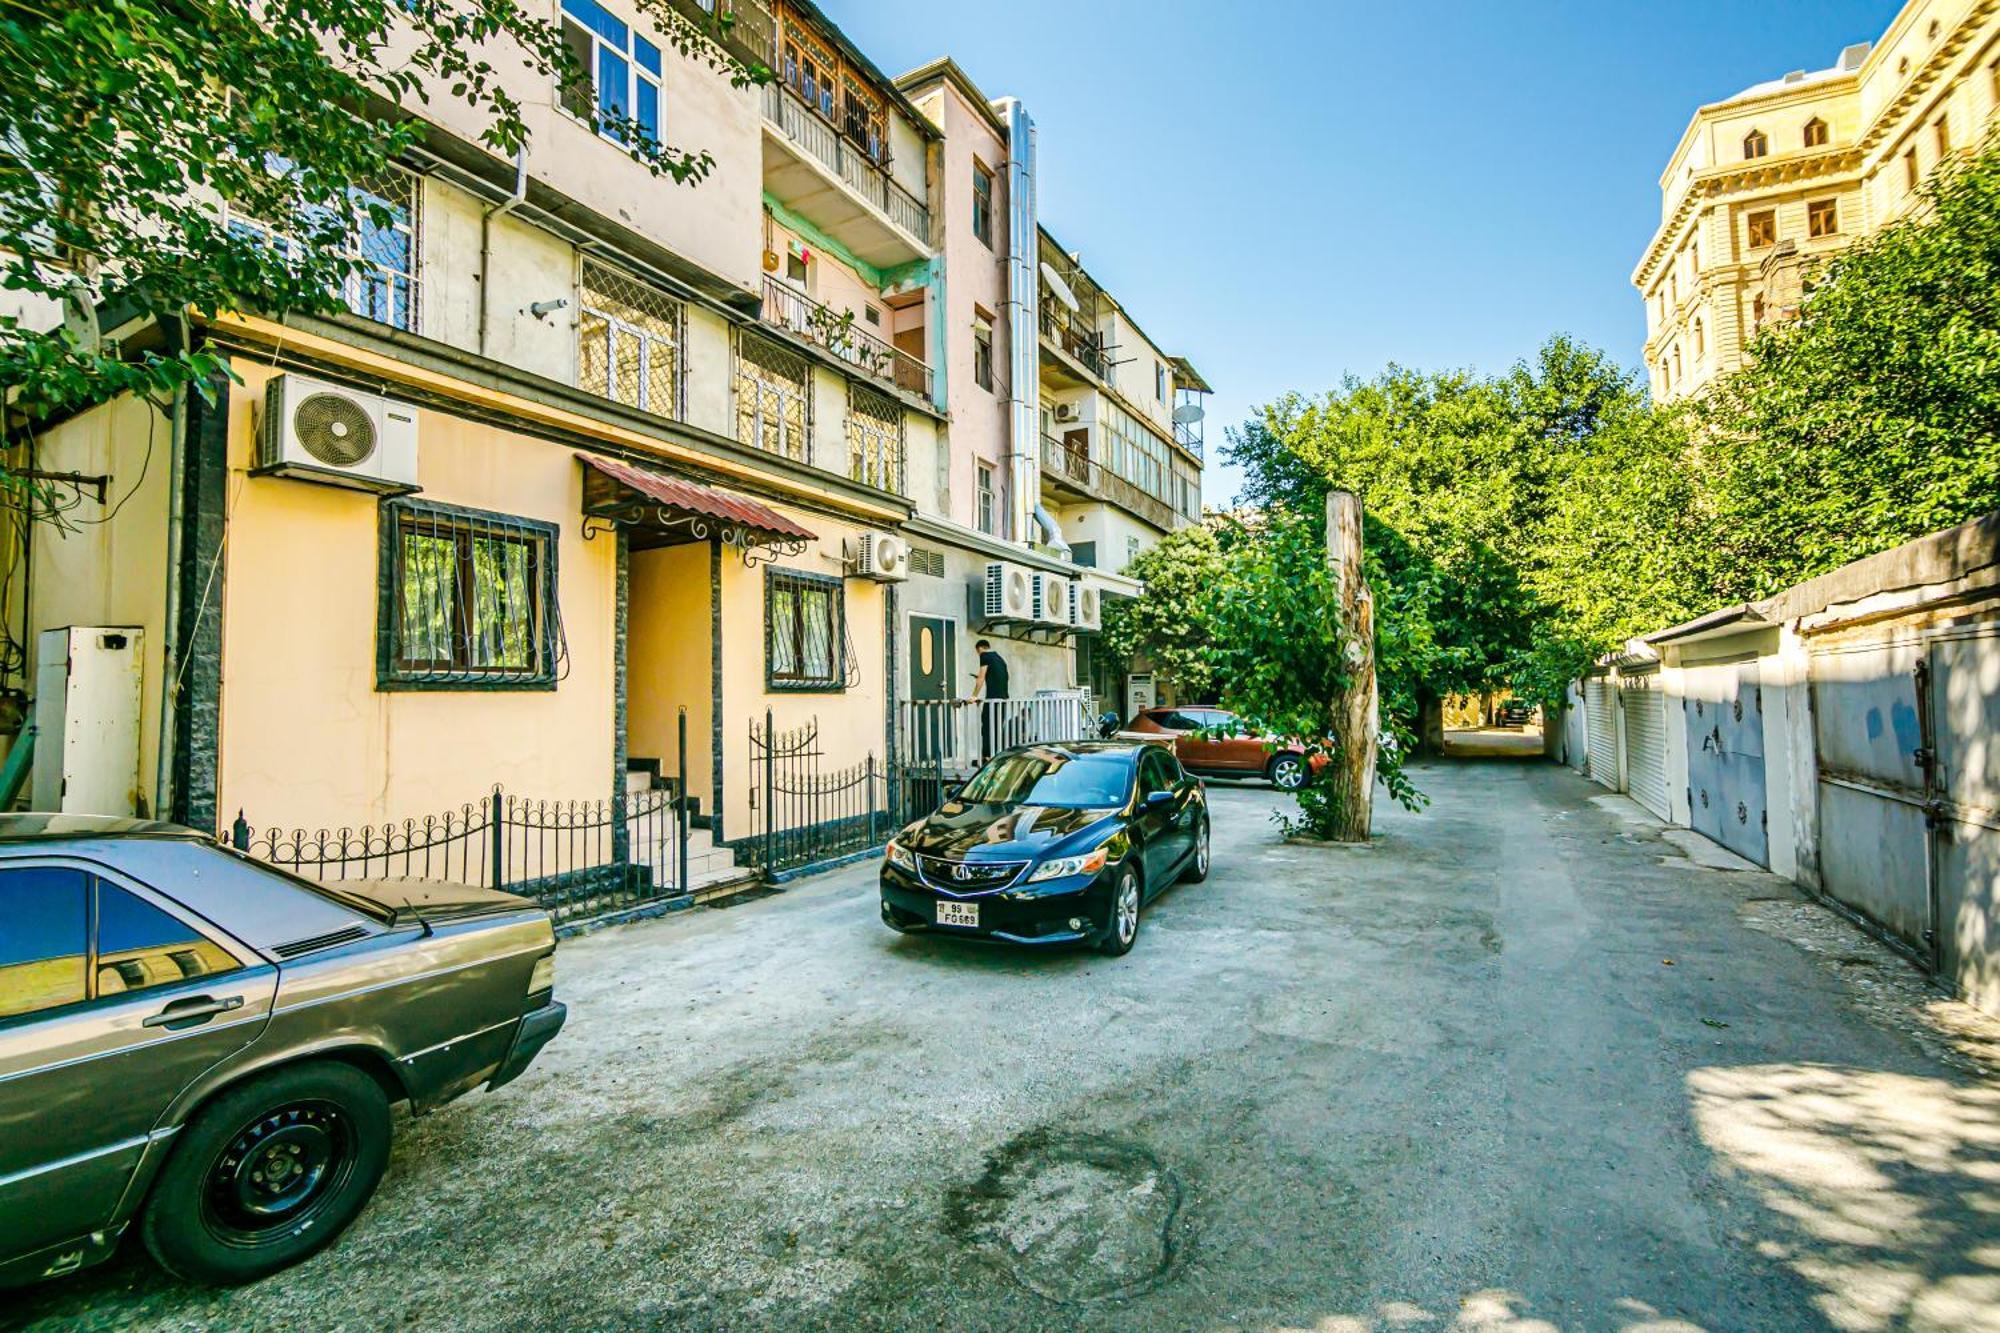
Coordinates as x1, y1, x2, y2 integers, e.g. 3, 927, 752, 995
1027, 846, 1110, 883
886, 840, 917, 872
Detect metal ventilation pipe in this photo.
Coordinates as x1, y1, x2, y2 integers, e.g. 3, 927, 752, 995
999, 98, 1041, 549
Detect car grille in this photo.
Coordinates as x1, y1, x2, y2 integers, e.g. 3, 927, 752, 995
917, 855, 1028, 896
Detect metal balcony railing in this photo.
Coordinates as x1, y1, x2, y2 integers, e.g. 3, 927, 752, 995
1038, 302, 1109, 380
762, 83, 930, 244
899, 691, 1097, 780
762, 277, 933, 400
1039, 433, 1177, 531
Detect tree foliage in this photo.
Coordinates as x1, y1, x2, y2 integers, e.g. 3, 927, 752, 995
0, 0, 762, 426
1098, 523, 1229, 703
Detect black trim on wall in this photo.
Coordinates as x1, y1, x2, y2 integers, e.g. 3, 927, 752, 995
612, 529, 630, 861
170, 376, 230, 832
709, 539, 725, 844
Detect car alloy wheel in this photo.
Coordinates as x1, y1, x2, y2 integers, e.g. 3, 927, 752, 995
1099, 867, 1142, 956
1271, 755, 1307, 791
202, 1101, 356, 1246
1196, 821, 1211, 876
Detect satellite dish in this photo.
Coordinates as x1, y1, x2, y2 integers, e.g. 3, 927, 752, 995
1039, 261, 1081, 313
1172, 403, 1206, 425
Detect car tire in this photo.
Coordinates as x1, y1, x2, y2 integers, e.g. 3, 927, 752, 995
141, 1060, 393, 1286
1268, 753, 1308, 791
1183, 814, 1211, 883
1098, 866, 1142, 957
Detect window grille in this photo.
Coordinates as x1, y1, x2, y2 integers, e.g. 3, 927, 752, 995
737, 332, 812, 462
380, 500, 567, 689
579, 259, 684, 417
222, 166, 421, 333
766, 568, 846, 690
846, 384, 904, 493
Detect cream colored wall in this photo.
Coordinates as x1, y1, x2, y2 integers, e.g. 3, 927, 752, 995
628, 542, 713, 807
1104, 309, 1174, 439
420, 176, 581, 381
23, 397, 173, 815
1055, 502, 1159, 576
215, 358, 616, 832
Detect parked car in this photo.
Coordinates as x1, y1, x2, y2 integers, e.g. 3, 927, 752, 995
1498, 700, 1534, 727
880, 741, 1209, 956
1123, 707, 1325, 791
0, 816, 566, 1289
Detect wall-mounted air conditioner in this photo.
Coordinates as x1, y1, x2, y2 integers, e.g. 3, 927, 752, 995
1053, 402, 1082, 424
982, 562, 1033, 620
853, 532, 910, 582
257, 372, 420, 494
1036, 573, 1073, 627
1071, 580, 1103, 631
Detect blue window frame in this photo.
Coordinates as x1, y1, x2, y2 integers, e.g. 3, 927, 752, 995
560, 0, 661, 146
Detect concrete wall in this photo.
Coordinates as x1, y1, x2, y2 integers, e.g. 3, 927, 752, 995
895, 536, 1078, 700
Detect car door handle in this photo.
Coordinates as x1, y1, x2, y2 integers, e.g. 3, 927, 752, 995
142, 995, 245, 1028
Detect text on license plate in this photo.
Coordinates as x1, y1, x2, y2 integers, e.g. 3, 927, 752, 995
935, 901, 979, 928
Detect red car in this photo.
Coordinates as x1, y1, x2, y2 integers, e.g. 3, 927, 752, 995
1123, 708, 1323, 790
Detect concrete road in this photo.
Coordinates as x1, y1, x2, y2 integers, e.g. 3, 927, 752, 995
17, 760, 2000, 1331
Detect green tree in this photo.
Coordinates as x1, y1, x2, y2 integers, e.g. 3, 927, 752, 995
1697, 128, 2000, 597
1098, 522, 1230, 703
0, 0, 763, 431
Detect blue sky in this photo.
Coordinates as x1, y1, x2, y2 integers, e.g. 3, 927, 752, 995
835, 0, 1896, 502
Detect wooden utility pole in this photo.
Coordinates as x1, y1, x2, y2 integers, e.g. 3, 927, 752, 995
1326, 490, 1378, 841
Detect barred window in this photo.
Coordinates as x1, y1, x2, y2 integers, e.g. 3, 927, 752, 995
737, 333, 812, 462
846, 384, 904, 493
223, 166, 421, 333
579, 260, 683, 417
766, 569, 845, 691
380, 500, 566, 690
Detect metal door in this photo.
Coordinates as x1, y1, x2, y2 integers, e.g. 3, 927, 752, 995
908, 615, 956, 763
1925, 627, 2000, 1013
1683, 662, 1768, 866
1621, 674, 1670, 820
1585, 678, 1618, 789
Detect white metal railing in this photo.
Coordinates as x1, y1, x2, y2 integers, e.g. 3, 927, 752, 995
762, 82, 930, 243
898, 690, 1096, 778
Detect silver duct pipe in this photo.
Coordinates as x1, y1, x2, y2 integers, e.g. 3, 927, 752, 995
999, 98, 1040, 549
1031, 502, 1070, 560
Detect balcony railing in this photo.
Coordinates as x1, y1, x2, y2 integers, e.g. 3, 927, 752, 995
1038, 302, 1109, 380
1040, 433, 1178, 531
898, 691, 1097, 780
763, 82, 930, 244
762, 277, 933, 400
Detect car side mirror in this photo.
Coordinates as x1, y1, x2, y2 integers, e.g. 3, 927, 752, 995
1144, 789, 1174, 810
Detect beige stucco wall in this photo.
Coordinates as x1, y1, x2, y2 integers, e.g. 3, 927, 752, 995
22, 397, 173, 815
629, 542, 713, 808
215, 358, 616, 834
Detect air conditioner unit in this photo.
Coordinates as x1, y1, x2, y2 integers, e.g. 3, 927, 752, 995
1036, 573, 1073, 627
1071, 580, 1103, 631
1053, 402, 1082, 424
257, 372, 419, 494
982, 561, 1033, 621
854, 532, 910, 582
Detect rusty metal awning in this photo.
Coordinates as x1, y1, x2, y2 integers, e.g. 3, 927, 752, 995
580, 455, 815, 560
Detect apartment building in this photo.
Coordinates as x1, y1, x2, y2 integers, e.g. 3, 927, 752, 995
1635, 0, 2000, 401
10, 1, 1207, 884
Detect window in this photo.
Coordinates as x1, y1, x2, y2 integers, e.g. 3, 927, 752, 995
1752, 294, 1767, 333
785, 247, 809, 286
1935, 117, 1951, 156
1803, 117, 1828, 148
971, 161, 995, 247
559, 0, 662, 145
972, 321, 994, 392
1138, 747, 1176, 797
766, 569, 845, 690
1747, 210, 1777, 248
1694, 318, 1706, 359
381, 500, 563, 689
736, 333, 812, 461
1928, 19, 1941, 40
1669, 271, 1678, 305
1899, 56, 1910, 76
839, 72, 888, 164
976, 463, 996, 535
94, 884, 238, 999
225, 168, 422, 333
1155, 361, 1166, 402
863, 304, 880, 326
1807, 198, 1839, 238
847, 383, 904, 492
1070, 540, 1097, 569
1671, 344, 1682, 385
1691, 239, 1700, 272
1906, 147, 1921, 192
1125, 534, 1142, 569
0, 867, 87, 1019
1743, 129, 1768, 159
578, 259, 683, 418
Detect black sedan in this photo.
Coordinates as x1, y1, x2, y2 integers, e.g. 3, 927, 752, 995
880, 741, 1210, 955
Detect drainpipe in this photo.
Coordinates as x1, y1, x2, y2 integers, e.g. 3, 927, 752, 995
1031, 504, 1070, 560
478, 148, 529, 357
998, 98, 1040, 549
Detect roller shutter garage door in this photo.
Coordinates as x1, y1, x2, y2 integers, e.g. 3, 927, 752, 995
1621, 672, 1669, 819
1585, 677, 1618, 790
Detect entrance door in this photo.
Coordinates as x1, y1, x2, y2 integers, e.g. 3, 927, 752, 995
909, 615, 957, 763
1683, 662, 1768, 866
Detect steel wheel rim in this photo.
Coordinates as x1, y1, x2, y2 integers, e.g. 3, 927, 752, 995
202, 1100, 356, 1247
1115, 876, 1139, 943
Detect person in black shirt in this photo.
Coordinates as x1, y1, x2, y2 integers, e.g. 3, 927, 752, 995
971, 639, 1010, 758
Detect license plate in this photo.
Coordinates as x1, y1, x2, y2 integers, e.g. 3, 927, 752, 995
936, 900, 979, 928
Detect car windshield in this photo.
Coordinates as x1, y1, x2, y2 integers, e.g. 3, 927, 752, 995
958, 749, 1132, 809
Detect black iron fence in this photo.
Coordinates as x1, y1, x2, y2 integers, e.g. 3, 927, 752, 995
746, 713, 898, 874
232, 714, 696, 929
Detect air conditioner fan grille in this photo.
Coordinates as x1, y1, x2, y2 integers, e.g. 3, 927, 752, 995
294, 391, 377, 467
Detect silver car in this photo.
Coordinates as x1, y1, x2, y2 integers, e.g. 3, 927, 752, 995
0, 816, 566, 1287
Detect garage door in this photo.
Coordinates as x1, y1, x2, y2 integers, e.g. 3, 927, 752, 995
1621, 673, 1669, 820
1682, 661, 1768, 866
1585, 678, 1618, 790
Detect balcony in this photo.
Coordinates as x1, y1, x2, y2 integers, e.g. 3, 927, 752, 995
1039, 433, 1177, 532
762, 277, 933, 401
1038, 302, 1109, 384
762, 82, 930, 268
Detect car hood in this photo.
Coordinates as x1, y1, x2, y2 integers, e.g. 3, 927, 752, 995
903, 802, 1120, 859
335, 878, 540, 926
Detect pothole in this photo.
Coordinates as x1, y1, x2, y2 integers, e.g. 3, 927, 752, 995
944, 1130, 1184, 1304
